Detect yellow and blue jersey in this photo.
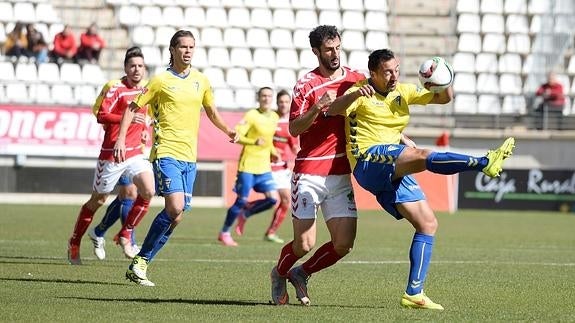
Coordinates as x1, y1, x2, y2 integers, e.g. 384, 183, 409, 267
236, 108, 279, 174
343, 80, 434, 169
134, 69, 214, 162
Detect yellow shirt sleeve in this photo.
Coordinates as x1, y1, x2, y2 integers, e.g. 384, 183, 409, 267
405, 83, 434, 106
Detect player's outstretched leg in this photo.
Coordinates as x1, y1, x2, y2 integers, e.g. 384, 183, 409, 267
287, 266, 311, 306
482, 137, 515, 177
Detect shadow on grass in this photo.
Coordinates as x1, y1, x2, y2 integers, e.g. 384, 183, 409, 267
0, 277, 126, 286
60, 296, 271, 306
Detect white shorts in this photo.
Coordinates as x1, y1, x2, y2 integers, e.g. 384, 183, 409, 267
291, 173, 357, 221
272, 168, 292, 190
92, 154, 153, 194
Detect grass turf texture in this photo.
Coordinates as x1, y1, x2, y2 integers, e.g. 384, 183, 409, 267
1, 205, 574, 322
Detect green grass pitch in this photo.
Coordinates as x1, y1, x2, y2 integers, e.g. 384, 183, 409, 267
1, 204, 574, 322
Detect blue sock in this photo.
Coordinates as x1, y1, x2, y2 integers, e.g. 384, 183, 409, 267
148, 228, 174, 263
425, 151, 488, 175
138, 210, 172, 260
94, 197, 122, 237
222, 202, 243, 232
245, 197, 277, 218
406, 232, 434, 296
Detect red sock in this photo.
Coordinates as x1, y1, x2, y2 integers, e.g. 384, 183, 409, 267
266, 204, 288, 235
301, 242, 343, 275
69, 204, 95, 245
119, 196, 150, 239
276, 241, 301, 277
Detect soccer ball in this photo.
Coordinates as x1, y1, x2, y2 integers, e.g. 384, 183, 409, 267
418, 57, 454, 93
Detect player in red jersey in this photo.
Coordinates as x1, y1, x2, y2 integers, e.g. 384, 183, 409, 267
270, 25, 366, 305
264, 89, 300, 244
67, 47, 156, 264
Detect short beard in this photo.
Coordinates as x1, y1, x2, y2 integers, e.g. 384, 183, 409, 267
320, 56, 340, 71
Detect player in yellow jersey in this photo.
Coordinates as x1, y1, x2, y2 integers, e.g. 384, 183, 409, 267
218, 87, 280, 246
114, 30, 237, 286
328, 49, 515, 310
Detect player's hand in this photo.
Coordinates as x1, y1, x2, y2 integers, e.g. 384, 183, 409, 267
227, 129, 239, 143
401, 133, 417, 148
356, 84, 375, 97
132, 113, 146, 124
271, 152, 281, 163
113, 140, 127, 163
255, 138, 265, 146
141, 130, 149, 144
317, 90, 337, 111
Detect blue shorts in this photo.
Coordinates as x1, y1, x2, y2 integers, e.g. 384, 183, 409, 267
353, 144, 426, 219
118, 174, 132, 186
233, 171, 276, 198
153, 157, 197, 211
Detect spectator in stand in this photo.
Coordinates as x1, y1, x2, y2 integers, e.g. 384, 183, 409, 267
77, 23, 106, 64
3, 22, 28, 61
534, 72, 566, 130
51, 25, 77, 64
26, 24, 48, 64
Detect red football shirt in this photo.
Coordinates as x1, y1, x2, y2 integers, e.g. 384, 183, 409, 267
271, 116, 298, 171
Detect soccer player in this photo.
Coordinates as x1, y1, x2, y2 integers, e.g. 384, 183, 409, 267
327, 49, 516, 310
218, 87, 280, 246
114, 30, 237, 286
67, 46, 156, 265
269, 25, 365, 306
264, 90, 299, 244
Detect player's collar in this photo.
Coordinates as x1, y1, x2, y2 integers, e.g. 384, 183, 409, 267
368, 78, 391, 97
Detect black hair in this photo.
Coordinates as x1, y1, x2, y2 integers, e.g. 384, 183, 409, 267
276, 89, 291, 101
308, 25, 340, 50
124, 46, 144, 67
169, 30, 195, 67
257, 86, 273, 97
368, 49, 396, 72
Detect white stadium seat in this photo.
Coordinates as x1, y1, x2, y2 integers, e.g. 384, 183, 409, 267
132, 25, 155, 46
273, 68, 297, 90
291, 0, 315, 9
498, 53, 522, 74
29, 83, 52, 104
453, 73, 477, 93
82, 64, 107, 86
155, 26, 176, 47
76, 84, 98, 106
502, 95, 527, 114
270, 29, 294, 49
223, 28, 247, 48
118, 6, 140, 26
365, 31, 389, 51
226, 67, 251, 89
213, 88, 236, 109
207, 48, 231, 68
184, 7, 206, 27
482, 33, 506, 53
273, 9, 295, 29
504, 0, 527, 14
364, 0, 389, 12
252, 48, 276, 68
228, 8, 251, 28
452, 52, 476, 73
163, 6, 185, 27
507, 34, 531, 54
60, 63, 82, 84
275, 49, 299, 69
365, 11, 389, 32
505, 14, 529, 34
340, 0, 364, 11
528, 0, 551, 15
246, 28, 270, 48
456, 0, 479, 13
453, 94, 478, 113
299, 50, 317, 69
499, 74, 523, 95
319, 10, 342, 28
458, 33, 482, 53
15, 63, 38, 82
342, 30, 365, 51
342, 11, 365, 31
476, 73, 500, 94
315, 0, 339, 10
294, 10, 318, 29
229, 48, 254, 68
477, 94, 501, 114
14, 3, 36, 23
51, 84, 76, 105
347, 50, 369, 72
191, 47, 208, 68
293, 29, 310, 49
251, 8, 273, 28
480, 0, 503, 13
475, 53, 498, 73
202, 67, 227, 88
141, 46, 163, 67
35, 3, 60, 24
250, 68, 274, 88
140, 6, 164, 27
235, 88, 257, 108
6, 83, 31, 104
0, 3, 14, 23
205, 8, 228, 28
481, 14, 505, 34
457, 14, 481, 33
200, 28, 224, 47
267, 0, 291, 9
37, 63, 60, 84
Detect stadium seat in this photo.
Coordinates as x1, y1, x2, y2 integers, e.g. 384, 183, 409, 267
505, 14, 529, 34
476, 73, 500, 94
499, 74, 523, 95
555, 74, 571, 94
293, 29, 310, 49
51, 84, 76, 105
132, 25, 155, 46
457, 33, 482, 53
252, 48, 276, 68
275, 49, 299, 69
270, 29, 294, 49
184, 7, 206, 27
481, 14, 505, 34
498, 53, 522, 74
15, 63, 37, 82
60, 63, 82, 84
0, 24, 5, 44
527, 0, 551, 15
364, 0, 389, 12
35, 3, 60, 24
342, 30, 365, 51
13, 3, 36, 23
118, 6, 141, 26
267, 0, 291, 9
0, 84, 5, 103
244, 0, 268, 8
453, 94, 478, 113
197, 0, 222, 7
567, 56, 575, 75
480, 0, 503, 13
502, 95, 527, 114
229, 48, 254, 68
273, 9, 295, 29
226, 67, 251, 89
294, 10, 318, 29
246, 28, 270, 48
200, 27, 224, 47
342, 11, 365, 31
223, 28, 247, 48
207, 47, 231, 68
315, 0, 339, 10
482, 33, 506, 54
477, 94, 501, 114
191, 47, 208, 68
6, 83, 30, 104
228, 8, 251, 28
554, 0, 575, 14
273, 68, 297, 90
453, 73, 477, 93
82, 64, 107, 86
475, 53, 498, 73
339, 0, 364, 11
365, 31, 389, 51
507, 34, 531, 54
292, 0, 315, 9
365, 11, 389, 32
319, 11, 342, 28
554, 16, 573, 33
76, 84, 98, 106
29, 83, 52, 104
250, 68, 274, 88
456, 0, 479, 13
220, 0, 243, 7
235, 88, 257, 108
155, 26, 176, 47
152, 0, 177, 6
299, 50, 317, 68
205, 8, 228, 28
37, 62, 60, 84
163, 7, 185, 27
202, 67, 227, 88
141, 46, 163, 67
452, 52, 476, 73
457, 14, 481, 33
140, 6, 163, 26
347, 50, 369, 71
48, 23, 65, 42
0, 3, 14, 22
504, 0, 527, 14
213, 88, 236, 109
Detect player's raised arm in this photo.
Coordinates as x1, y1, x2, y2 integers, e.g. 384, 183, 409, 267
327, 83, 375, 116
289, 90, 336, 136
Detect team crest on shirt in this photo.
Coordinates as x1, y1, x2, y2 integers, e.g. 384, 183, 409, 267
141, 87, 148, 94
394, 95, 402, 106
193, 81, 200, 91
